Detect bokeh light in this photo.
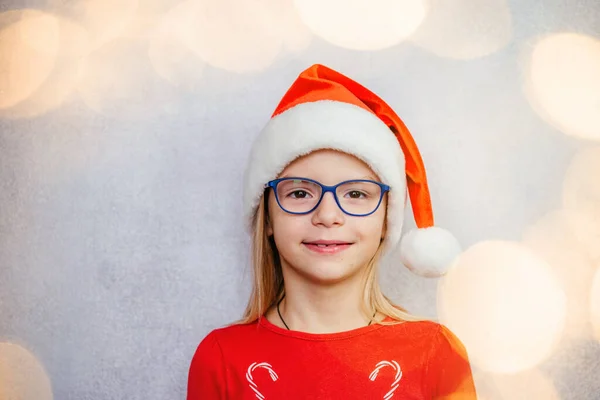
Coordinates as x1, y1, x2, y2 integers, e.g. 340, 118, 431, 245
411, 0, 512, 59
48, 0, 139, 50
269, 0, 313, 54
523, 210, 597, 340
77, 38, 177, 119
474, 369, 561, 400
0, 13, 89, 119
149, 0, 311, 79
147, 1, 206, 87
160, 0, 284, 73
0, 10, 60, 110
117, 0, 179, 40
525, 33, 600, 141
591, 267, 600, 342
293, 0, 428, 51
563, 147, 600, 263
438, 241, 567, 373
0, 342, 53, 400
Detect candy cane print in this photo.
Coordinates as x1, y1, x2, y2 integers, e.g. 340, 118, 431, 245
246, 362, 279, 399
369, 360, 403, 400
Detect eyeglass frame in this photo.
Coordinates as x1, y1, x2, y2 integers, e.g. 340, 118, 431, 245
264, 177, 391, 217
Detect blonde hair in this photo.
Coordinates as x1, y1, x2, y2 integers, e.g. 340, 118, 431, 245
237, 191, 428, 326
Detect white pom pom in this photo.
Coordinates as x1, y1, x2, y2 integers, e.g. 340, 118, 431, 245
399, 227, 462, 277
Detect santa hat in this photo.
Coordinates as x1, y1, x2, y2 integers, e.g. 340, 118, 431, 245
243, 64, 461, 277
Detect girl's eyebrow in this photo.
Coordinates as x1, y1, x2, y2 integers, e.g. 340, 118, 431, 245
278, 175, 379, 182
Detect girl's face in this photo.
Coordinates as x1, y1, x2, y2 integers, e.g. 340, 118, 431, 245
267, 149, 387, 285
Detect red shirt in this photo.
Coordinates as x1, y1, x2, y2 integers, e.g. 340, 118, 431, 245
188, 317, 477, 399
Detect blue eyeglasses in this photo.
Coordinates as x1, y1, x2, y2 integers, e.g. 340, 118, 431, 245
265, 177, 390, 217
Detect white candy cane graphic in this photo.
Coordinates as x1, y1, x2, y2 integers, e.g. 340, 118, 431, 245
369, 360, 403, 400
246, 362, 279, 399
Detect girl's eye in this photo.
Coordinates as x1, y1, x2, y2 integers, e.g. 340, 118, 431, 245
289, 190, 312, 199
345, 190, 367, 199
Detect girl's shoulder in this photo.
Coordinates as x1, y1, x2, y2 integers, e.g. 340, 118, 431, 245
383, 319, 475, 392
189, 321, 262, 370
382, 319, 469, 354
197, 319, 261, 344
381, 318, 441, 337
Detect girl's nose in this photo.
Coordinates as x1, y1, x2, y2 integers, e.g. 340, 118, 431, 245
311, 192, 345, 227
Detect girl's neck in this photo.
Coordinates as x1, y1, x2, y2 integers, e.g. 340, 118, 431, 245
271, 279, 373, 334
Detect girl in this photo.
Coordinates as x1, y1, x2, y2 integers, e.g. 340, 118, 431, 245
188, 64, 477, 399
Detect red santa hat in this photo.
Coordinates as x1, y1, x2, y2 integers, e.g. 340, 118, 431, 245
243, 64, 461, 277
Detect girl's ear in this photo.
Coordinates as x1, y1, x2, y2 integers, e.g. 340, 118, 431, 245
381, 194, 389, 240
264, 191, 274, 236
266, 215, 273, 236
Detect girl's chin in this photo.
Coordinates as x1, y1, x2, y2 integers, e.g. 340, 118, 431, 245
292, 262, 365, 285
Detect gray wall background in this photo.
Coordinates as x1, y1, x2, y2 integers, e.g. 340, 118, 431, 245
1, 0, 599, 399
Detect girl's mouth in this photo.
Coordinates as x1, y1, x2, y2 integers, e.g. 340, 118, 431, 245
303, 242, 353, 254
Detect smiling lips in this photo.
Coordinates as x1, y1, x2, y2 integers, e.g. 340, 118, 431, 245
302, 240, 353, 254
